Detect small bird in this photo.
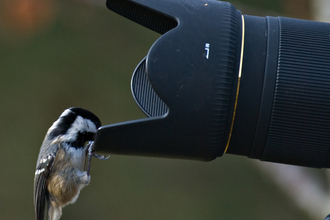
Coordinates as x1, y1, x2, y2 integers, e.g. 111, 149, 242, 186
34, 107, 106, 220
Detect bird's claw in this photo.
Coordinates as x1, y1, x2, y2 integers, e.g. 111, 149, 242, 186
93, 153, 110, 160
85, 141, 110, 176
86, 141, 110, 160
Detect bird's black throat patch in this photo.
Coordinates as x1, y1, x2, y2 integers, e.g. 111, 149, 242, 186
68, 131, 95, 149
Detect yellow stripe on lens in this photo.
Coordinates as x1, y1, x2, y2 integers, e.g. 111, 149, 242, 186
224, 15, 246, 153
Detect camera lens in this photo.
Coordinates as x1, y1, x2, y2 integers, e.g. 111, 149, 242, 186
97, 0, 330, 168
227, 15, 330, 168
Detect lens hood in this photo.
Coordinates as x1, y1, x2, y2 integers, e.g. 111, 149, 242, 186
95, 0, 243, 161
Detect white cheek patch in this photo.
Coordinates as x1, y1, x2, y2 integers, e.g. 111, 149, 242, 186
85, 119, 97, 132
61, 116, 97, 142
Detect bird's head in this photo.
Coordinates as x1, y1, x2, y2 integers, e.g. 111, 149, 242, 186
46, 107, 101, 148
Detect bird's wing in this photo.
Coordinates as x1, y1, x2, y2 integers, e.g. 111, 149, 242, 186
34, 146, 59, 220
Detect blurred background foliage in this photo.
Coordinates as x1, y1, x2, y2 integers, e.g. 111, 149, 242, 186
0, 0, 319, 219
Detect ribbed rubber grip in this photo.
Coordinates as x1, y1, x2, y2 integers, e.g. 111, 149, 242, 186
261, 17, 330, 168
131, 58, 169, 117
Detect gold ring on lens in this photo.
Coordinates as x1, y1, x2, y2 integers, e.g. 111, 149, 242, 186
224, 15, 245, 153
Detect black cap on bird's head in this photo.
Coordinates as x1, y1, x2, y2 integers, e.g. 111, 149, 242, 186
47, 107, 101, 148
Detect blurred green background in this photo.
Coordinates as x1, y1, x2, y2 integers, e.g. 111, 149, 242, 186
0, 0, 316, 219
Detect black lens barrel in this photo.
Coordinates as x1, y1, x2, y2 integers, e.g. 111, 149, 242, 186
227, 15, 330, 168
